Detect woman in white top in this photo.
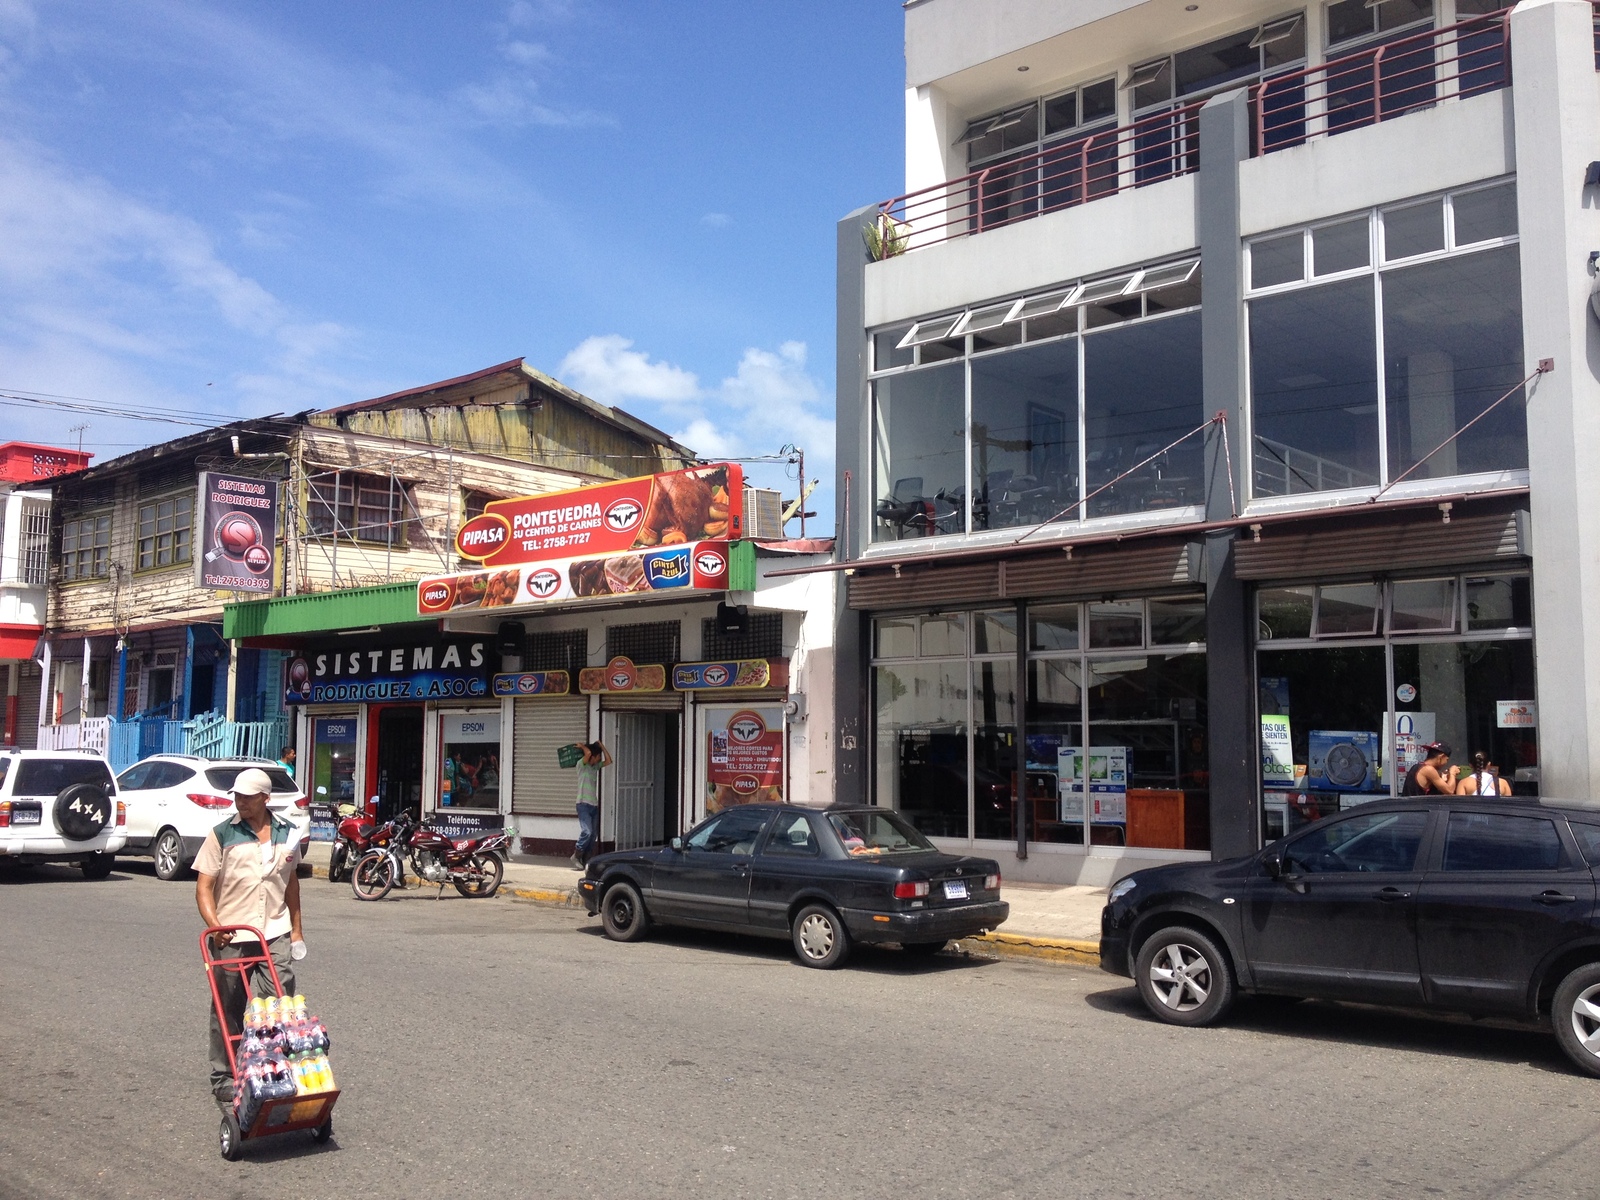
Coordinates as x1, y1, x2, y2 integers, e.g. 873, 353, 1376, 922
1456, 751, 1512, 797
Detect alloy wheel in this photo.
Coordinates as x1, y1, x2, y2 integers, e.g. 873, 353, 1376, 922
154, 832, 181, 879
798, 912, 836, 960
1569, 983, 1600, 1060
1148, 941, 1212, 1011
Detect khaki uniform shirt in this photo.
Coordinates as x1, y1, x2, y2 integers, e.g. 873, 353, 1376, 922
194, 813, 301, 943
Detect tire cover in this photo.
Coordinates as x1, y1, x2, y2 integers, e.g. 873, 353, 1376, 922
54, 782, 112, 841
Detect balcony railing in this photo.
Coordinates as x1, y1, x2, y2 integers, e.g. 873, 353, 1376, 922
1249, 9, 1511, 156
40, 711, 288, 772
876, 8, 1527, 256
875, 99, 1207, 255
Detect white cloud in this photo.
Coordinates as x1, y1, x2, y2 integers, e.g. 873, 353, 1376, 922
700, 212, 731, 228
502, 39, 551, 66
558, 335, 700, 405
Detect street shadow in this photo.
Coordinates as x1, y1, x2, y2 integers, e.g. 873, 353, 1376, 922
0, 862, 133, 884
1084, 984, 1574, 1074
599, 922, 994, 974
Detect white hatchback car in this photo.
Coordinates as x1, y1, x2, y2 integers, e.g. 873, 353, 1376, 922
0, 750, 126, 878
116, 755, 307, 881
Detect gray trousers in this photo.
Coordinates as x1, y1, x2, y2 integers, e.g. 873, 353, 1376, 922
208, 934, 295, 1094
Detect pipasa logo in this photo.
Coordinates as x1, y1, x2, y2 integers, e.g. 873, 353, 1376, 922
694, 549, 726, 577
456, 513, 512, 560
525, 568, 562, 599
604, 496, 644, 533
732, 774, 761, 794
702, 664, 730, 687
727, 710, 766, 745
419, 578, 455, 612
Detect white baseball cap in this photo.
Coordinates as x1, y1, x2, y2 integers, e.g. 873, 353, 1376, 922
232, 767, 273, 798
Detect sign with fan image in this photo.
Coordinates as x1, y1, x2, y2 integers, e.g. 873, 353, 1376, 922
196, 472, 279, 594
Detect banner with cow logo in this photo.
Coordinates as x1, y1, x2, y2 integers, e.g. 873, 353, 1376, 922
705, 705, 784, 811
672, 659, 788, 691
491, 670, 571, 697
196, 471, 280, 593
578, 656, 666, 695
417, 539, 731, 615
453, 463, 743, 566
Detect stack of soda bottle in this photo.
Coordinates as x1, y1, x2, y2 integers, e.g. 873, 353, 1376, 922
234, 994, 335, 1130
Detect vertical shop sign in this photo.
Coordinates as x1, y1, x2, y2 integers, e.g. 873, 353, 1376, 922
1260, 714, 1296, 788
1057, 746, 1129, 823
706, 707, 784, 810
196, 472, 279, 593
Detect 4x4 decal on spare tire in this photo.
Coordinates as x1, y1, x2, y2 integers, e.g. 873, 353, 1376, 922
54, 783, 111, 841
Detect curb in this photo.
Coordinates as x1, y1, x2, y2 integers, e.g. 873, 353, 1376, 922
312, 864, 1101, 963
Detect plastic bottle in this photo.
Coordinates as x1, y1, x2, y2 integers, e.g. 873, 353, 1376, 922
316, 1052, 334, 1092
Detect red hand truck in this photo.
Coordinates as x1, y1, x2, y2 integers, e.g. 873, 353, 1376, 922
201, 924, 339, 1161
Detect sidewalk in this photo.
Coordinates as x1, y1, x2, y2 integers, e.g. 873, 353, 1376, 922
301, 843, 1104, 966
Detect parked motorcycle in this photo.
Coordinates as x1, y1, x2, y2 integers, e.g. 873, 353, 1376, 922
350, 811, 509, 901
326, 803, 377, 884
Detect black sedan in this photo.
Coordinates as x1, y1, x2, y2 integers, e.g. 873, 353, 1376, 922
578, 804, 1009, 968
1101, 795, 1600, 1076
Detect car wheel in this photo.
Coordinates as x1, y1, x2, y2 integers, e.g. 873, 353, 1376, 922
600, 881, 649, 942
1134, 926, 1236, 1027
901, 940, 947, 956
153, 829, 189, 881
80, 852, 115, 881
792, 904, 850, 969
1552, 962, 1600, 1078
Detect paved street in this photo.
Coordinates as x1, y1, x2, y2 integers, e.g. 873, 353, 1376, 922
4, 863, 1600, 1200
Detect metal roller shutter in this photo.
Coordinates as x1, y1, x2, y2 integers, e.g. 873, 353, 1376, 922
14, 663, 39, 748
512, 696, 589, 815
599, 693, 684, 713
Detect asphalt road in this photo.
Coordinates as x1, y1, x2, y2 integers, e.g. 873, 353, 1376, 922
3, 862, 1600, 1200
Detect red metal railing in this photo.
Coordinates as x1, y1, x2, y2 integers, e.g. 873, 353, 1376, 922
874, 99, 1207, 255
1250, 9, 1511, 156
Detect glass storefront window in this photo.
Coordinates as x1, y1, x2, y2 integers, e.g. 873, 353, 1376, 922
1149, 595, 1206, 645
874, 661, 969, 839
973, 660, 1019, 841
920, 612, 967, 657
1391, 640, 1538, 792
1083, 310, 1205, 518
1389, 578, 1456, 633
1088, 601, 1144, 648
970, 340, 1079, 531
311, 717, 358, 810
873, 616, 917, 659
1316, 583, 1381, 636
1465, 574, 1531, 631
873, 364, 965, 542
438, 712, 501, 810
1257, 587, 1313, 639
973, 609, 1018, 655
1030, 604, 1080, 651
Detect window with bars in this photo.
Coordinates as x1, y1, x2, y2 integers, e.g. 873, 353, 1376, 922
307, 473, 409, 546
606, 621, 680, 667
136, 492, 193, 570
523, 628, 590, 674
19, 500, 48, 586
60, 512, 111, 581
701, 613, 785, 661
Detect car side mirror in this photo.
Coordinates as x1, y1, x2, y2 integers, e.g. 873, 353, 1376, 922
670, 836, 683, 852
1261, 849, 1284, 879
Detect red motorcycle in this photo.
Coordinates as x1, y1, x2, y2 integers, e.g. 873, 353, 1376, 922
326, 804, 378, 884
349, 811, 509, 901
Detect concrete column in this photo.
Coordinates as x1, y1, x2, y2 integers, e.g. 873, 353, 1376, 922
1198, 88, 1259, 858
834, 204, 875, 805
1510, 0, 1600, 798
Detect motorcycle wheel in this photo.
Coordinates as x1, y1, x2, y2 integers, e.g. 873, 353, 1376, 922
454, 853, 504, 898
327, 843, 348, 884
351, 851, 396, 901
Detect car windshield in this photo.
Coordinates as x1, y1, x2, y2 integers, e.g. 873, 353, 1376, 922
826, 810, 936, 855
205, 766, 297, 795
13, 758, 112, 796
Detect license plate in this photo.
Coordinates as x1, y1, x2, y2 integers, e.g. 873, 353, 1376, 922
943, 879, 969, 900
13, 806, 40, 825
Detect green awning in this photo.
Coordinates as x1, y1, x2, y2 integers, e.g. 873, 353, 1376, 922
223, 582, 429, 639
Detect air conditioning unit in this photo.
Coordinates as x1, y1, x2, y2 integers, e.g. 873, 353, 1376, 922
742, 487, 784, 540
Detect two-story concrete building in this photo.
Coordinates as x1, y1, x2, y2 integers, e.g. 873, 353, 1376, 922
826, 0, 1592, 884
39, 358, 693, 768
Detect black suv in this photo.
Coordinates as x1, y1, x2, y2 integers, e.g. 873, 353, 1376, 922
1101, 796, 1600, 1076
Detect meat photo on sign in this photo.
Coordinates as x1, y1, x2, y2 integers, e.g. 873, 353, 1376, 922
634, 467, 730, 547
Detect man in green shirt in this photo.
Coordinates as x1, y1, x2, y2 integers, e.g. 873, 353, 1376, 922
572, 741, 610, 868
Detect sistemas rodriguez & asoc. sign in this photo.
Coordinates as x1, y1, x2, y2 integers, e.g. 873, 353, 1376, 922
284, 636, 492, 705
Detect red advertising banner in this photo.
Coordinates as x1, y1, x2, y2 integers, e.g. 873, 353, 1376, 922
455, 463, 743, 567
706, 707, 784, 810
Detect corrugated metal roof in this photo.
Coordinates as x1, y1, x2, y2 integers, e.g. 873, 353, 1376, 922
223, 582, 429, 639
1233, 510, 1522, 580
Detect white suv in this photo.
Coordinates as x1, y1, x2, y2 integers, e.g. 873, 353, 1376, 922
116, 755, 307, 881
0, 750, 125, 879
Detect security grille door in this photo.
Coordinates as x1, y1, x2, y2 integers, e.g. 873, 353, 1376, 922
610, 712, 668, 851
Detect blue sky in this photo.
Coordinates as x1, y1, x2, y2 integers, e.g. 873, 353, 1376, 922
0, 0, 907, 517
